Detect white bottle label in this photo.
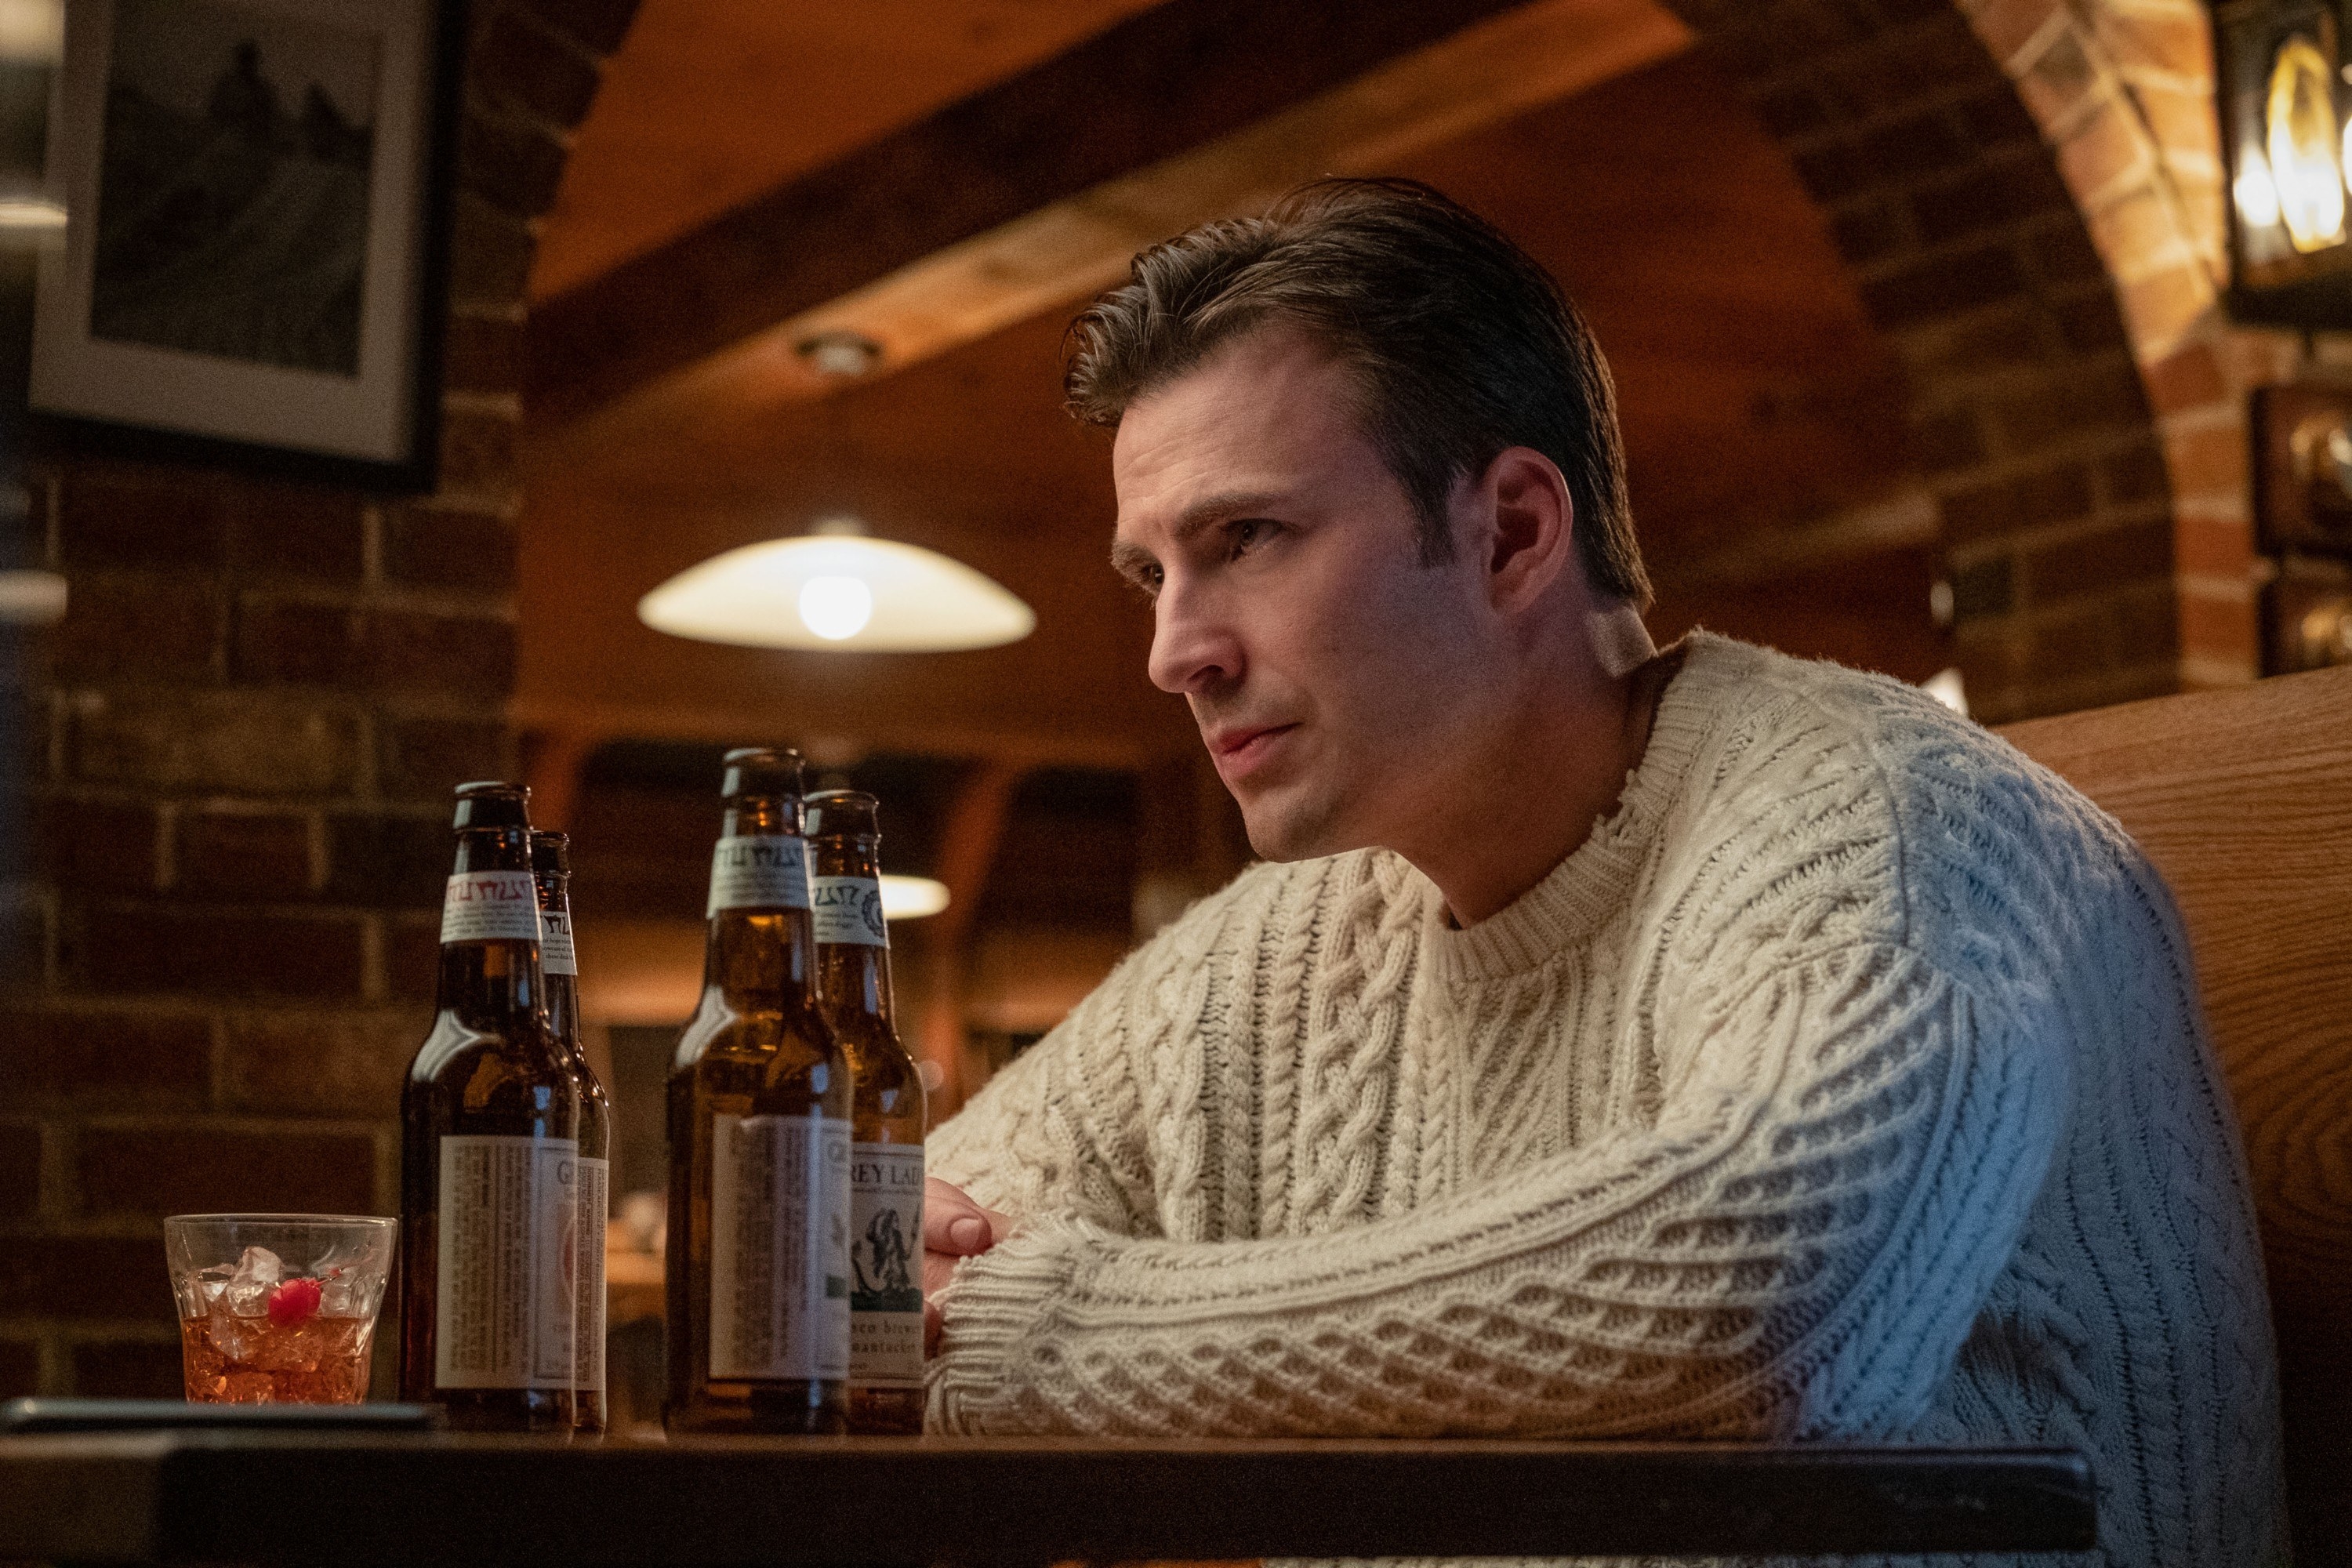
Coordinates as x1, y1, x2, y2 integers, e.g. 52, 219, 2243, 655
441, 871, 543, 946
707, 1114, 851, 1381
574, 1155, 608, 1403
848, 1142, 924, 1388
541, 909, 578, 977
811, 876, 889, 948
434, 1135, 579, 1391
706, 836, 810, 916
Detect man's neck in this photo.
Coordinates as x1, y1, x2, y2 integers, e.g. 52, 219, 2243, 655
1403, 604, 1680, 927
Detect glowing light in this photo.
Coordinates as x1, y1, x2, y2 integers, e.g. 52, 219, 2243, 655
2237, 147, 2283, 229
797, 575, 873, 641
2267, 36, 2345, 252
639, 524, 1034, 652
0, 568, 66, 625
0, 198, 64, 231
879, 874, 949, 920
1923, 667, 1968, 717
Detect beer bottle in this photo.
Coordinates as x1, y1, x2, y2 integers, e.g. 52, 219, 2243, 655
805, 791, 927, 1434
400, 782, 579, 1431
666, 748, 854, 1434
532, 830, 612, 1436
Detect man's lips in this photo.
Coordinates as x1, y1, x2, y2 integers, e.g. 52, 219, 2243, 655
1205, 722, 1298, 775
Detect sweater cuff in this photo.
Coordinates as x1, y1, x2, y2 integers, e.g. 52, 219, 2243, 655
924, 1215, 1094, 1432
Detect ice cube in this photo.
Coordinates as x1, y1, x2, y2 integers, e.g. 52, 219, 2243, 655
176, 1261, 235, 1319
315, 1265, 381, 1319
222, 1246, 281, 1316
205, 1298, 263, 1362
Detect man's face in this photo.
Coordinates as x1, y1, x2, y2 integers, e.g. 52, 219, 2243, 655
1111, 327, 1497, 861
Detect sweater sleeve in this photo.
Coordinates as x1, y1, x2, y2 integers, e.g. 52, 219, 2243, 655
926, 939, 2068, 1439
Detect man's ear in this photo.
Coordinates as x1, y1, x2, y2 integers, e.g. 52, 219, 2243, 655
1482, 446, 1577, 612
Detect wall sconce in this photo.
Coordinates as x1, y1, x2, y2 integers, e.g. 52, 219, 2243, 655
2253, 384, 2352, 669
2217, 0, 2352, 325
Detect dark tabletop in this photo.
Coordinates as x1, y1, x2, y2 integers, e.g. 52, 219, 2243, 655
0, 1430, 2096, 1564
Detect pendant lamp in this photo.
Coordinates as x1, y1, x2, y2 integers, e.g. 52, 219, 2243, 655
638, 517, 1033, 652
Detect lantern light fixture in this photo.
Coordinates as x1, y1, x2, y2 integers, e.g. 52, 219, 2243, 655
2216, 0, 2352, 324
637, 515, 1035, 653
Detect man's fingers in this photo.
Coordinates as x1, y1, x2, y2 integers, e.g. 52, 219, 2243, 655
924, 1176, 1009, 1255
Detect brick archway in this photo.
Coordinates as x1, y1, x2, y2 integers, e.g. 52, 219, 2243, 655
1659, 0, 2191, 724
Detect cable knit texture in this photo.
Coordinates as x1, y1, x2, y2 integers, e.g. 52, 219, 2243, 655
925, 634, 2285, 1568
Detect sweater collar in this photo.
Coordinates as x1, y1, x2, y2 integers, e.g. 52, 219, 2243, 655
1424, 632, 1748, 985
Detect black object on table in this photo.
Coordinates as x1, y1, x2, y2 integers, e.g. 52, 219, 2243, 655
0, 1430, 2093, 1564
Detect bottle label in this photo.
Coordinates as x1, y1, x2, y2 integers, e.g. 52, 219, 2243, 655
707, 1114, 851, 1381
434, 1135, 579, 1391
540, 909, 579, 977
574, 1155, 608, 1402
848, 1142, 924, 1388
811, 875, 888, 948
441, 871, 543, 946
706, 836, 810, 917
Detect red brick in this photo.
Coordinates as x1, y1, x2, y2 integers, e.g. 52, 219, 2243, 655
2118, 262, 2211, 345
359, 612, 515, 698
176, 809, 314, 900
438, 406, 520, 499
0, 1007, 209, 1105
71, 692, 363, 797
2053, 294, 2132, 354
2110, 580, 2181, 664
230, 597, 358, 686
1989, 364, 2151, 456
324, 812, 448, 909
0, 892, 45, 992
1915, 307, 2052, 378
224, 483, 365, 584
220, 1010, 422, 1117
2021, 518, 2175, 601
1955, 82, 2042, 152
457, 107, 568, 218
58, 470, 224, 573
1951, 554, 2016, 618
2101, 8, 2209, 78
473, 7, 603, 129
2025, 224, 2109, 285
43, 577, 221, 684
0, 1338, 36, 1397
2027, 604, 2114, 670
387, 917, 441, 1004
38, 796, 162, 895
2164, 422, 2247, 495
1971, 0, 2064, 67
382, 504, 517, 596
78, 1125, 376, 1219
2176, 514, 2252, 578
2179, 586, 2256, 657
443, 313, 523, 397
1915, 409, 1988, 474
0, 1235, 174, 1320
1830, 200, 1909, 267
0, 1120, 39, 1217
72, 1338, 181, 1398
2143, 340, 2226, 413
447, 194, 535, 312
1912, 154, 2074, 245
378, 718, 514, 804
2014, 26, 2095, 125
1941, 463, 2096, 543
515, 0, 641, 54
2099, 441, 2171, 506
1863, 244, 2028, 326
2056, 100, 2150, 198
2131, 82, 2219, 165
70, 907, 365, 1001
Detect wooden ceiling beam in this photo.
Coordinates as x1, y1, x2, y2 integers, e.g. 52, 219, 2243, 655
528, 0, 1691, 423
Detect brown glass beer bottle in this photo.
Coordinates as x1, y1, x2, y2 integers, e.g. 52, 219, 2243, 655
805, 790, 928, 1434
666, 748, 854, 1434
532, 830, 612, 1435
400, 782, 579, 1431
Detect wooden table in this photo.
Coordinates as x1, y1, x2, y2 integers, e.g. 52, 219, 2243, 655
0, 1431, 2093, 1563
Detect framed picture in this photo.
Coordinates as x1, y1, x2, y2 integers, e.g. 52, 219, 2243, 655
29, 0, 463, 491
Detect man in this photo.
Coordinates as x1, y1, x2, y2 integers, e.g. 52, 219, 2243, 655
919, 180, 2283, 1566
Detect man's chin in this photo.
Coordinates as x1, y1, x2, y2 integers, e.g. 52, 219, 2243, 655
1236, 787, 1359, 864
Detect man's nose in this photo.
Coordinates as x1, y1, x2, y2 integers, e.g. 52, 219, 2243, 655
1147, 579, 1242, 696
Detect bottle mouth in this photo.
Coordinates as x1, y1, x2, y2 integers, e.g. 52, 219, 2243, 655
720, 746, 804, 802
452, 781, 531, 831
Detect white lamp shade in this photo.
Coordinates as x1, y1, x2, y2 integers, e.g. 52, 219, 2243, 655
639, 535, 1034, 652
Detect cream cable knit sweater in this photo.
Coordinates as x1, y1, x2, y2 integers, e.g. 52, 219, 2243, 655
926, 634, 2285, 1568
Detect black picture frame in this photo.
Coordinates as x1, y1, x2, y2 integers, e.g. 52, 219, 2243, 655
27, 0, 465, 493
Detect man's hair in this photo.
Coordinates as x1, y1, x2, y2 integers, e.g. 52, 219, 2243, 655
1065, 178, 1650, 605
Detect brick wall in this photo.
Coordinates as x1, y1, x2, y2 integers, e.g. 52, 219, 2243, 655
0, 0, 641, 1398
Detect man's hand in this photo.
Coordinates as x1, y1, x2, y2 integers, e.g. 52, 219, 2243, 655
924, 1177, 1011, 1355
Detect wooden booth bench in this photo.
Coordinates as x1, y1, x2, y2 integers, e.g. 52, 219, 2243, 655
2004, 662, 2352, 1563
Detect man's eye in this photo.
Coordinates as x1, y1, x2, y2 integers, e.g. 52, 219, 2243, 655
1230, 519, 1276, 556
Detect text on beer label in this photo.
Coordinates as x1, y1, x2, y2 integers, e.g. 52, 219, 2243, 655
574, 1156, 609, 1399
811, 876, 888, 948
706, 835, 810, 916
707, 1114, 851, 1382
848, 1142, 924, 1388
434, 1134, 579, 1392
441, 872, 543, 946
540, 909, 579, 977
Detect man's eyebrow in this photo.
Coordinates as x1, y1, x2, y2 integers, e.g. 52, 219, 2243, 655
1111, 491, 1287, 580
1109, 536, 1157, 580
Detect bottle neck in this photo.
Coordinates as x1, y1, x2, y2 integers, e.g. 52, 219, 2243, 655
535, 869, 580, 1048
436, 826, 543, 1027
702, 793, 817, 1005
810, 835, 892, 1029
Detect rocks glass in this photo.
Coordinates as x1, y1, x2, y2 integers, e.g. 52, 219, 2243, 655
164, 1214, 397, 1404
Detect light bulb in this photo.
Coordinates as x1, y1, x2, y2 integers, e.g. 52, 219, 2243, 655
798, 574, 873, 641
2238, 147, 2283, 229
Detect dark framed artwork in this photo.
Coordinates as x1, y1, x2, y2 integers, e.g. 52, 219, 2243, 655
29, 0, 463, 491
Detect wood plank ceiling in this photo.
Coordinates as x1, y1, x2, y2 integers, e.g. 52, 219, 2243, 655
518, 0, 1947, 774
